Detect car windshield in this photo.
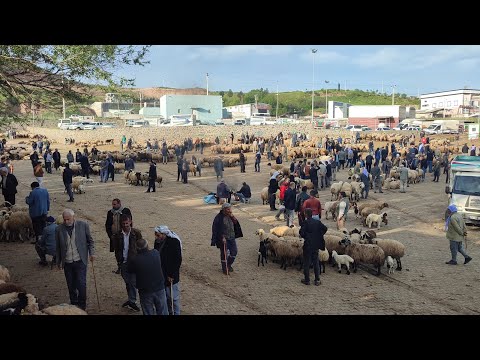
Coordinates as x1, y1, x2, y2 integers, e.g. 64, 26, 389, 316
453, 175, 480, 195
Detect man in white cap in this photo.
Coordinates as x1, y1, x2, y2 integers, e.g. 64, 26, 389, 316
211, 202, 243, 275
154, 225, 182, 315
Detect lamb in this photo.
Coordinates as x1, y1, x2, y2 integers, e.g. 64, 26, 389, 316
366, 238, 405, 271
258, 240, 268, 266
331, 250, 355, 275
386, 256, 395, 274
365, 212, 388, 229
323, 201, 339, 220
360, 229, 377, 243
0, 265, 11, 282
42, 304, 88, 315
339, 238, 386, 276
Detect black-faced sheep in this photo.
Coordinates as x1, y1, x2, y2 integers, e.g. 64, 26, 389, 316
339, 238, 386, 276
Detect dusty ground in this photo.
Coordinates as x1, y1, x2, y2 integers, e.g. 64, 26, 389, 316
1, 129, 480, 315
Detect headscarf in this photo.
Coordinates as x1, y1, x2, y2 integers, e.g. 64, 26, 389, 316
445, 205, 457, 231
155, 225, 182, 254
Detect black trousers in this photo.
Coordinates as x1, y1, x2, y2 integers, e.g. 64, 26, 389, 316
303, 248, 320, 283
147, 178, 156, 192
31, 214, 47, 240
4, 193, 15, 206
268, 192, 276, 210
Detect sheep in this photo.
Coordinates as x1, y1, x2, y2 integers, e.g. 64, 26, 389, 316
323, 201, 339, 220
356, 201, 389, 215
360, 229, 377, 243
0, 283, 26, 295
260, 187, 269, 205
330, 181, 352, 200
0, 292, 30, 315
318, 249, 329, 273
386, 256, 395, 274
270, 225, 300, 238
365, 212, 388, 229
72, 176, 94, 194
0, 265, 11, 282
339, 238, 386, 276
42, 304, 88, 315
155, 175, 163, 187
3, 212, 34, 242
331, 250, 355, 275
366, 238, 405, 271
255, 229, 284, 260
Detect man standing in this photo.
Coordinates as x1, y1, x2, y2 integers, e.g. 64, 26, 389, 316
254, 151, 261, 172
127, 238, 168, 315
239, 150, 246, 173
105, 198, 132, 273
336, 191, 349, 230
62, 163, 74, 202
66, 150, 74, 164
33, 161, 44, 188
300, 208, 327, 286
25, 181, 50, 244
399, 162, 409, 193
371, 162, 383, 193
112, 214, 142, 312
445, 205, 472, 265
283, 182, 297, 227
52, 148, 61, 172
360, 168, 370, 199
146, 160, 157, 193
302, 190, 322, 221
0, 166, 18, 206
154, 225, 182, 315
55, 209, 95, 311
211, 203, 243, 275
36, 216, 57, 266
214, 156, 224, 180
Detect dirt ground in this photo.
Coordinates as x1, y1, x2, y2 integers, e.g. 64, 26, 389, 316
1, 131, 480, 315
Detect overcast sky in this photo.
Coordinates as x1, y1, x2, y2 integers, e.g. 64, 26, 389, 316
120, 45, 480, 96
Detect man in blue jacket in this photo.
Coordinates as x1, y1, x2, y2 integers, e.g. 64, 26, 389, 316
128, 238, 169, 315
25, 181, 50, 244
36, 216, 57, 266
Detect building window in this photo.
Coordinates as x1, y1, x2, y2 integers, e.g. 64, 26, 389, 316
447, 101, 451, 107
432, 103, 436, 108
454, 100, 458, 106
178, 109, 181, 113
439, 102, 443, 107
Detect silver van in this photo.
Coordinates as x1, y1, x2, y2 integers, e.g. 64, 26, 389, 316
57, 119, 72, 129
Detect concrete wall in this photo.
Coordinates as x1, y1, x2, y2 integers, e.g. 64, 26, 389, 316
160, 95, 222, 125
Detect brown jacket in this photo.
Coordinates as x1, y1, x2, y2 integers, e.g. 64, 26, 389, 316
112, 228, 143, 264
34, 164, 44, 177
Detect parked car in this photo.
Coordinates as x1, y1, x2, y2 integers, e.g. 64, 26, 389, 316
361, 126, 372, 131
101, 122, 117, 128
405, 126, 421, 131
58, 119, 72, 129
345, 125, 363, 132
376, 126, 392, 131
83, 122, 103, 130
393, 123, 409, 131
234, 119, 247, 125
66, 121, 92, 130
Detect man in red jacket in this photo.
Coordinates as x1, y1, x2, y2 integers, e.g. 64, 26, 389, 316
302, 190, 322, 221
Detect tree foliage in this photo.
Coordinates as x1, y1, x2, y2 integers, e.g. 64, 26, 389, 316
0, 45, 150, 124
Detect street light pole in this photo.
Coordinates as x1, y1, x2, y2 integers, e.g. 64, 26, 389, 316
311, 49, 317, 123
206, 73, 209, 96
276, 81, 279, 120
391, 84, 396, 105
325, 80, 330, 118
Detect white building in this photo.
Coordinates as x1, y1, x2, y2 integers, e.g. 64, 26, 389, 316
420, 89, 480, 116
223, 103, 271, 119
348, 105, 409, 128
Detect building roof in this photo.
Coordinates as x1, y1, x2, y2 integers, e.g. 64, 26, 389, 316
421, 89, 480, 98
139, 107, 161, 117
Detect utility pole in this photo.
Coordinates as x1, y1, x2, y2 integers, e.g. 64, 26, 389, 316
391, 85, 396, 105
276, 82, 279, 120
206, 73, 209, 95
311, 49, 317, 123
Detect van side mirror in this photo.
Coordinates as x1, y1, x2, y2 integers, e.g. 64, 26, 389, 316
445, 186, 450, 194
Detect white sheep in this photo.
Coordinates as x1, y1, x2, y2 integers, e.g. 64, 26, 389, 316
331, 250, 355, 275
42, 304, 88, 315
0, 265, 10, 282
72, 176, 94, 194
318, 249, 329, 273
270, 225, 300, 238
386, 256, 395, 274
365, 212, 388, 229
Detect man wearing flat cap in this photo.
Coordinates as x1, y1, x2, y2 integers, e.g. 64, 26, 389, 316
211, 202, 243, 275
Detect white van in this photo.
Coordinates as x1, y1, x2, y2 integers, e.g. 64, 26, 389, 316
57, 119, 72, 129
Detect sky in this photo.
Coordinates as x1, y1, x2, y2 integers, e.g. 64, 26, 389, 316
120, 45, 480, 96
